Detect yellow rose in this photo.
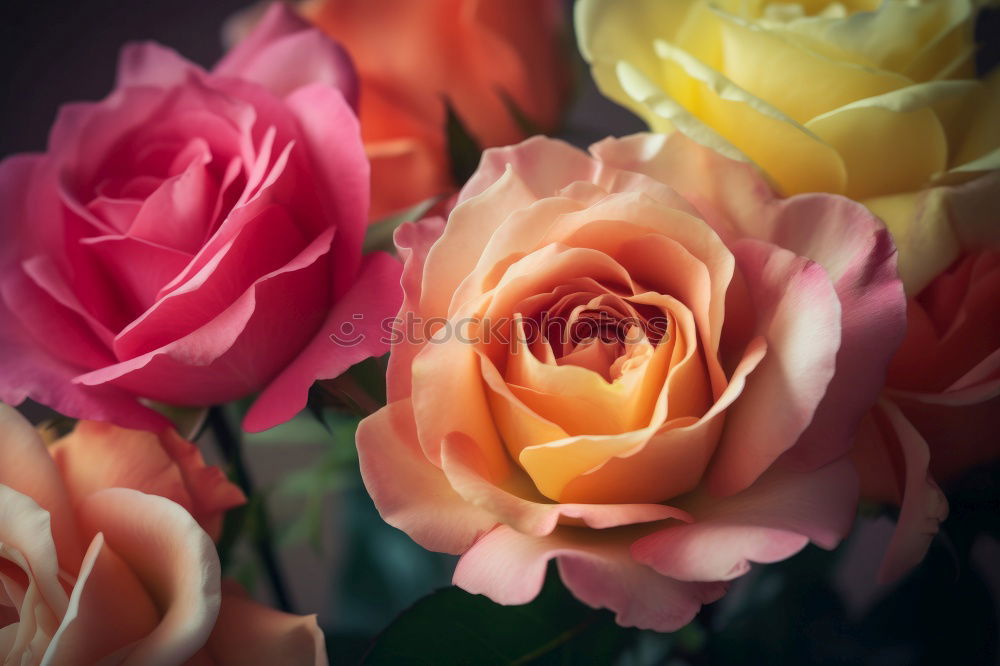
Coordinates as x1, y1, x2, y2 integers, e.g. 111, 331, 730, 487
576, 0, 1000, 291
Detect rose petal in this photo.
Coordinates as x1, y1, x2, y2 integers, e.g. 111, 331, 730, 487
453, 524, 726, 632
222, 29, 357, 109
0, 154, 52, 268
440, 431, 691, 537
420, 166, 541, 320
0, 294, 167, 431
356, 400, 496, 554
74, 229, 335, 406
366, 134, 448, 220
771, 196, 906, 471
631, 458, 859, 581
193, 581, 326, 666
79, 235, 192, 317
385, 216, 446, 403
44, 534, 160, 665
112, 204, 311, 359
215, 3, 357, 108
284, 82, 368, 296
4, 264, 116, 370
530, 337, 766, 504
243, 251, 402, 432
50, 422, 244, 540
116, 42, 203, 89
852, 402, 948, 584
0, 485, 70, 622
75, 488, 221, 666
706, 239, 841, 496
0, 405, 82, 570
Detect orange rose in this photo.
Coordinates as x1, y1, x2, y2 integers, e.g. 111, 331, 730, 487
0, 405, 325, 665
299, 0, 572, 218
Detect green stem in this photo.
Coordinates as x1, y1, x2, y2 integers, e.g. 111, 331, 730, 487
207, 406, 294, 613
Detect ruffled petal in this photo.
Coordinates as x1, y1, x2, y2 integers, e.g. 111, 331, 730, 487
74, 229, 335, 407
284, 82, 369, 294
244, 251, 402, 431
631, 459, 858, 581
453, 525, 726, 632
0, 405, 82, 569
43, 534, 160, 665
707, 239, 841, 495
214, 3, 357, 107
440, 432, 691, 536
50, 421, 244, 539
0, 485, 70, 623
385, 216, 446, 403
0, 291, 167, 430
356, 401, 496, 554
851, 402, 948, 584
75, 489, 221, 666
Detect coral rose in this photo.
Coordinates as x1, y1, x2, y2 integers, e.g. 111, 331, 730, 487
357, 132, 907, 630
576, 0, 1000, 292
0, 404, 326, 664
298, 0, 572, 219
0, 3, 402, 433
853, 236, 1000, 582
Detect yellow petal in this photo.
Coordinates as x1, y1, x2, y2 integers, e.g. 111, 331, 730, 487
649, 40, 849, 195
767, 0, 974, 77
615, 60, 745, 161
805, 81, 973, 198
712, 8, 912, 123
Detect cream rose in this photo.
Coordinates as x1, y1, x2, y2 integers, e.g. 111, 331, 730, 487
576, 0, 1000, 292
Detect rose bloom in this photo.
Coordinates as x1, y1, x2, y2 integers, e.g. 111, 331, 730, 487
853, 235, 1000, 582
357, 132, 907, 630
0, 4, 401, 434
296, 0, 572, 219
576, 0, 1000, 292
0, 404, 325, 665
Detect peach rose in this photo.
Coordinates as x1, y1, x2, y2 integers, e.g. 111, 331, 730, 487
0, 405, 325, 665
357, 132, 907, 630
853, 243, 1000, 582
298, 0, 572, 219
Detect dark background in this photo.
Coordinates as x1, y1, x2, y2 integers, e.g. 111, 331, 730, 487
0, 0, 646, 158
0, 0, 249, 156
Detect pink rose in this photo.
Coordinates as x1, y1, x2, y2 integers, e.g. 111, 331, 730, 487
0, 3, 402, 433
356, 133, 907, 630
853, 245, 1000, 582
0, 404, 326, 664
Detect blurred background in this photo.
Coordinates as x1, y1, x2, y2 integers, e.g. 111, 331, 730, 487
2, 1, 999, 664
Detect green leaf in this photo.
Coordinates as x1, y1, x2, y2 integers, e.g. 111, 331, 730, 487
445, 101, 483, 185
362, 567, 635, 665
363, 196, 442, 255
